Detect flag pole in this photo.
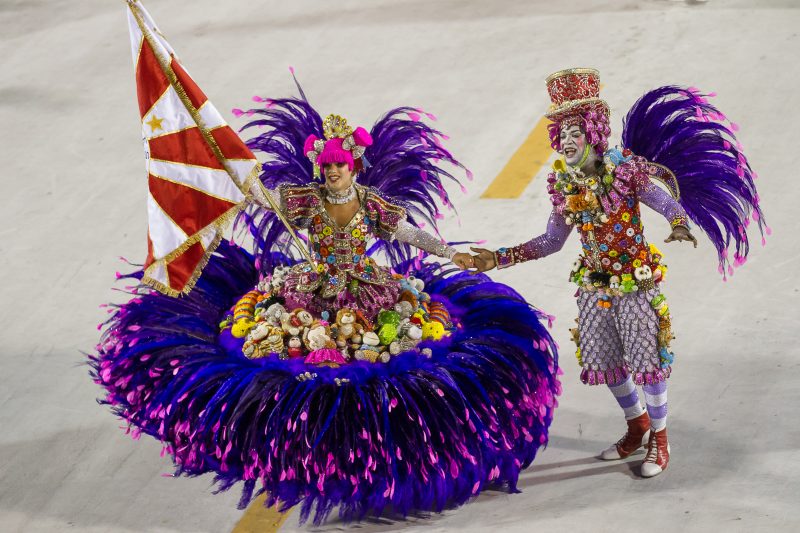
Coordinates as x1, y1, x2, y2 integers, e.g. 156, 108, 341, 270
127, 0, 315, 267
251, 180, 316, 265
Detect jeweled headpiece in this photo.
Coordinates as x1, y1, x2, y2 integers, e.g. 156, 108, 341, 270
322, 114, 353, 140
545, 68, 609, 121
304, 114, 372, 178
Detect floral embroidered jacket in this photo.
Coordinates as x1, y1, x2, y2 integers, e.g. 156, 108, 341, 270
495, 154, 689, 290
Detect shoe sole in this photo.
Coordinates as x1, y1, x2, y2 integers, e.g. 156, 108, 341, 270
640, 443, 671, 477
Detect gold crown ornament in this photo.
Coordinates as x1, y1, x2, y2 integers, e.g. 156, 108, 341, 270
322, 114, 354, 140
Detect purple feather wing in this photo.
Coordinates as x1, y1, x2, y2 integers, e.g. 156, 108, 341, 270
234, 75, 323, 273
622, 86, 767, 276
359, 108, 467, 267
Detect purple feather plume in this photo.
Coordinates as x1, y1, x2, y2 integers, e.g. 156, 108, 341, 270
621, 86, 767, 275
357, 107, 466, 266
235, 79, 466, 274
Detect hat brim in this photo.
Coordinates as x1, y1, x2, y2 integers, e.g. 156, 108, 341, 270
545, 98, 609, 122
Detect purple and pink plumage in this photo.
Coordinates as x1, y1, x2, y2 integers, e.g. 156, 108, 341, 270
90, 243, 561, 524
622, 86, 768, 276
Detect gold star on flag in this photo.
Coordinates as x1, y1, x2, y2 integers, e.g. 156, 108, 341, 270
145, 114, 164, 133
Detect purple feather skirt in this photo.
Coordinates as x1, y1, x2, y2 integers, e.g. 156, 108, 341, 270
89, 242, 561, 525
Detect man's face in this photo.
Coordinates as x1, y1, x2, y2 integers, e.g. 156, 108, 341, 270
323, 162, 354, 193
559, 124, 586, 167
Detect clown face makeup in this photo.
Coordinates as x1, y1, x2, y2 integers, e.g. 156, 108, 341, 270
560, 124, 587, 167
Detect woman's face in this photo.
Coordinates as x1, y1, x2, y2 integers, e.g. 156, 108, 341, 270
323, 162, 354, 193
559, 124, 587, 167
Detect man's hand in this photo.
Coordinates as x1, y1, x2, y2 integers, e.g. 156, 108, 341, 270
664, 226, 698, 248
469, 247, 497, 272
452, 252, 476, 270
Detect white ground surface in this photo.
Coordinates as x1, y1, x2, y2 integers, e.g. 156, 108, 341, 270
1, 0, 798, 532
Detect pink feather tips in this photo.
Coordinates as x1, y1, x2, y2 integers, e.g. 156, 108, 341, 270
465, 169, 474, 181
416, 108, 438, 121
231, 108, 244, 117
407, 111, 422, 122
459, 184, 468, 194
288, 65, 295, 75
730, 122, 740, 132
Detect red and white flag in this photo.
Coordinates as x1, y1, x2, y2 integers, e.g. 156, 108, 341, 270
126, 0, 258, 296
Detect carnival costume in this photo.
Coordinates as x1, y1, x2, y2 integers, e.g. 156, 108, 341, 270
490, 68, 766, 477
90, 2, 561, 524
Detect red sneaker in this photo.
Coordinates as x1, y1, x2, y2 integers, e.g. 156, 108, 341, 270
641, 427, 670, 477
599, 412, 650, 460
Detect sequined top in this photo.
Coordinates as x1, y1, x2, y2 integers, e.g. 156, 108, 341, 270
496, 155, 689, 285
268, 184, 456, 298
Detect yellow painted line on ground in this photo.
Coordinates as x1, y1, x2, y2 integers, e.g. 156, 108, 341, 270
480, 116, 553, 199
231, 494, 292, 533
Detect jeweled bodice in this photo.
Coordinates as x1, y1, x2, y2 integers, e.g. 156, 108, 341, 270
281, 184, 406, 298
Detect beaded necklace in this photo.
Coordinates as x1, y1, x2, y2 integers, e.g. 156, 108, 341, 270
324, 183, 357, 204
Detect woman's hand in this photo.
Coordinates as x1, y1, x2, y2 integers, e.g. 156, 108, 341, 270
469, 247, 497, 272
664, 226, 698, 248
452, 252, 476, 270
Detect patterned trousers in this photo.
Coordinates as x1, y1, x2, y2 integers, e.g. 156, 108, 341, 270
576, 288, 670, 386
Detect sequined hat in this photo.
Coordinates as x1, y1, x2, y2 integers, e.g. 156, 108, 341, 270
545, 68, 610, 122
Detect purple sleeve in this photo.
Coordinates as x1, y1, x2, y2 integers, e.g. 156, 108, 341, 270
637, 179, 690, 229
495, 209, 571, 268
